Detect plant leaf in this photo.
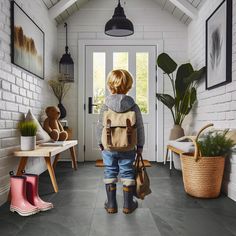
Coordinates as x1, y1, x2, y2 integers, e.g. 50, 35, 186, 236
190, 87, 197, 105
175, 63, 194, 99
157, 53, 177, 75
180, 90, 190, 115
156, 93, 175, 109
197, 130, 235, 157
184, 67, 206, 85
18, 121, 37, 136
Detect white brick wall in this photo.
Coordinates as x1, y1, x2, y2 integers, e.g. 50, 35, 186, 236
57, 0, 189, 160
188, 0, 236, 201
0, 0, 57, 206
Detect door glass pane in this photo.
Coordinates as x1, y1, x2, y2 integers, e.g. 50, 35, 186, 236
113, 52, 128, 70
136, 53, 149, 114
93, 52, 105, 114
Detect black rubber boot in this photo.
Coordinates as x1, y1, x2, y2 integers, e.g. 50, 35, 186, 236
123, 185, 138, 214
104, 184, 118, 214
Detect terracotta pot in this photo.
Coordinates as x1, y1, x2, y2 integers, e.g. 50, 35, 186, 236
169, 125, 185, 140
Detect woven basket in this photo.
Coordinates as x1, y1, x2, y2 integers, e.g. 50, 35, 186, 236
180, 124, 225, 198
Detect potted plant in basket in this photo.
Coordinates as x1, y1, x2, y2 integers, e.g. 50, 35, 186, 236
48, 78, 71, 119
181, 124, 235, 198
19, 121, 37, 151
156, 53, 206, 140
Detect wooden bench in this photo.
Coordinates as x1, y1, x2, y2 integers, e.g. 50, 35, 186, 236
164, 138, 195, 170
13, 140, 78, 193
164, 144, 186, 170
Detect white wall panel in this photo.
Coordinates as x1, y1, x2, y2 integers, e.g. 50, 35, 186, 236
0, 0, 58, 206
188, 0, 236, 201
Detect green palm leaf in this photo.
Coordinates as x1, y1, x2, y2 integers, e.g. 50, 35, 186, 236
156, 93, 175, 109
157, 53, 177, 75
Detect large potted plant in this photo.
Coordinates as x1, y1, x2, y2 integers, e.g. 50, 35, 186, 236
19, 121, 37, 151
157, 53, 206, 140
181, 124, 235, 198
48, 79, 71, 119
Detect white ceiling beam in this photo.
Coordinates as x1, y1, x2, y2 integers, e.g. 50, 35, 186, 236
49, 0, 77, 19
168, 0, 198, 19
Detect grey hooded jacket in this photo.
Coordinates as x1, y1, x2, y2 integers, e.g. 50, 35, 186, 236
96, 94, 145, 148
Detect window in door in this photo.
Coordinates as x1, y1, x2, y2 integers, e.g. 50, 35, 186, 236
93, 52, 106, 114
113, 52, 129, 70
136, 53, 149, 114
92, 51, 149, 114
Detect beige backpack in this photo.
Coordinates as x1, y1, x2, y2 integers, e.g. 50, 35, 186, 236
102, 109, 137, 151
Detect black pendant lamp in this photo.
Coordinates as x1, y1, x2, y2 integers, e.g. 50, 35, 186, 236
105, 0, 134, 37
59, 23, 74, 82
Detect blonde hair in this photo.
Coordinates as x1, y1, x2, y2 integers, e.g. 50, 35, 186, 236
107, 69, 133, 94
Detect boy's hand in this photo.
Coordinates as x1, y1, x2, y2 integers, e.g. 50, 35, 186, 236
136, 146, 143, 155
99, 144, 104, 151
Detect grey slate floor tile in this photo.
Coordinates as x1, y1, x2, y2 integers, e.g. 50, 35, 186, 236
150, 206, 236, 236
15, 221, 78, 236
0, 162, 236, 236
15, 207, 93, 236
89, 208, 161, 236
51, 189, 98, 208
0, 204, 28, 235
208, 208, 236, 235
59, 176, 101, 191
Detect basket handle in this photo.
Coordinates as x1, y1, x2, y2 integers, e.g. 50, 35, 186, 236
185, 123, 214, 161
195, 123, 214, 141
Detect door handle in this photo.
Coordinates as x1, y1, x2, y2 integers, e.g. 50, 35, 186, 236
88, 97, 98, 114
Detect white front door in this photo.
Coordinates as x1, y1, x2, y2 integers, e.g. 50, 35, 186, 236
85, 45, 157, 161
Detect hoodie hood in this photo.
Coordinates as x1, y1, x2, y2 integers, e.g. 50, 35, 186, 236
105, 94, 135, 113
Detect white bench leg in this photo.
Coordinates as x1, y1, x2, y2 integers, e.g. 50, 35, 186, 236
164, 148, 168, 165
170, 150, 173, 170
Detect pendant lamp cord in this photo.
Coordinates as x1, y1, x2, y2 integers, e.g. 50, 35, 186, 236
64, 22, 68, 54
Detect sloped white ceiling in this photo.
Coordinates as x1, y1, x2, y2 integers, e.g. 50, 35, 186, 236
42, 0, 206, 25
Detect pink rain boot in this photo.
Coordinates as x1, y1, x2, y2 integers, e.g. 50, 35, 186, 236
10, 175, 39, 216
24, 174, 53, 211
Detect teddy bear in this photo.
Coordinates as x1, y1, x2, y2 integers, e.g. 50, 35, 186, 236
43, 106, 68, 141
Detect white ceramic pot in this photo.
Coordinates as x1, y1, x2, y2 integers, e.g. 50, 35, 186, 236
20, 136, 36, 151
173, 153, 182, 171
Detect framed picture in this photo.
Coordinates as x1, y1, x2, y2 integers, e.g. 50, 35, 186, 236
11, 1, 44, 79
206, 0, 232, 90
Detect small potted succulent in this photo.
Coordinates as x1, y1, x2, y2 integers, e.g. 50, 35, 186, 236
181, 124, 235, 198
19, 121, 37, 151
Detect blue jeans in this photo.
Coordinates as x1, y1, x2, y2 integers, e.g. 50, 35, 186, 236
102, 150, 136, 186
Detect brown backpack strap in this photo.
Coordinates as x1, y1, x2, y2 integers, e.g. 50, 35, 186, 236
126, 119, 132, 145
106, 119, 112, 146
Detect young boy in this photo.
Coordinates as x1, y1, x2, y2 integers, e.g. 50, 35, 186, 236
97, 69, 145, 214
